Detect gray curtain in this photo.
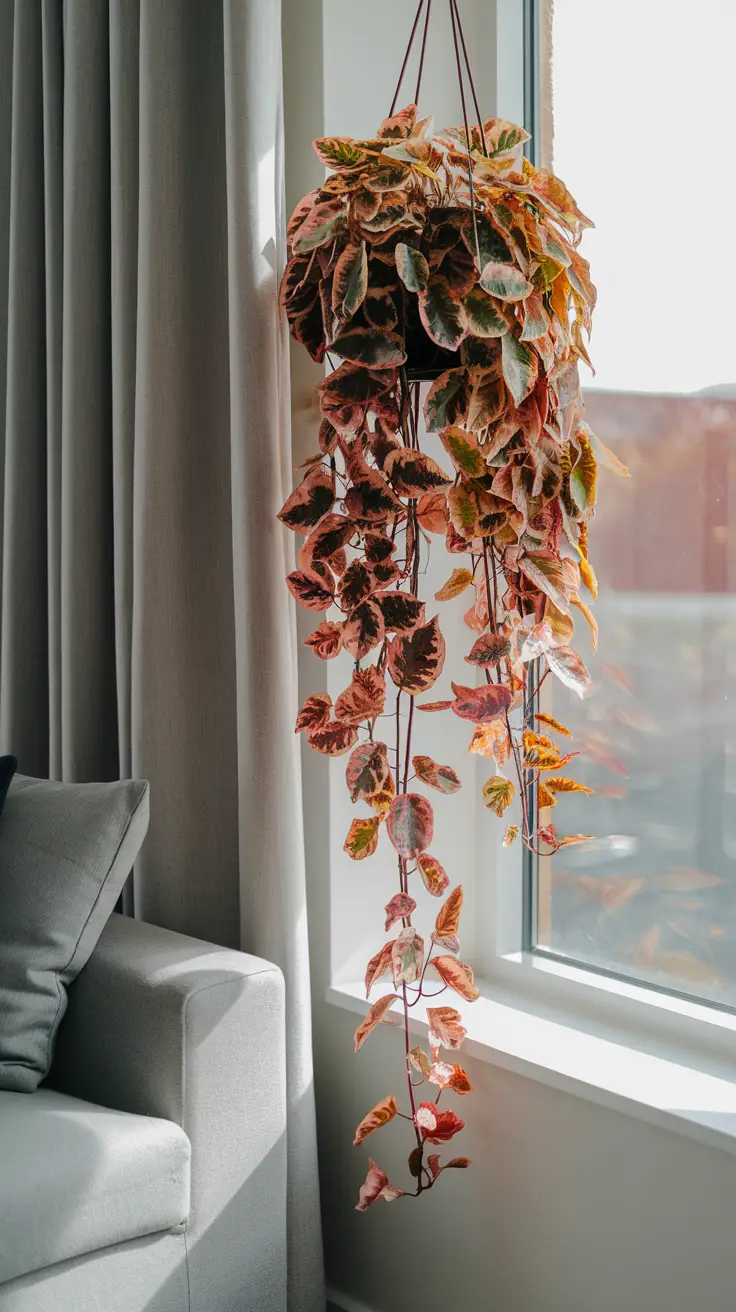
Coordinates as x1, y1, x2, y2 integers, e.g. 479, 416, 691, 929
0, 2, 324, 1309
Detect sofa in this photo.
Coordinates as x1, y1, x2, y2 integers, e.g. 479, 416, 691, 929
0, 913, 287, 1312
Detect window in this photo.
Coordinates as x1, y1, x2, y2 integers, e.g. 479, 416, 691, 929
526, 0, 736, 1009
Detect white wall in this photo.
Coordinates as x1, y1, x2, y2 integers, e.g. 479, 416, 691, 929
283, 4, 736, 1309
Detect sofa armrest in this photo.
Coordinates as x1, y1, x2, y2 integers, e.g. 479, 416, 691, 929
49, 913, 287, 1312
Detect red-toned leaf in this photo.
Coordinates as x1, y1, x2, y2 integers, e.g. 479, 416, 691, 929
286, 191, 319, 243
419, 277, 467, 351
427, 1005, 467, 1050
353, 1094, 398, 1146
376, 591, 426, 633
346, 741, 390, 802
365, 941, 396, 996
363, 288, 399, 331
555, 832, 595, 850
501, 331, 538, 407
467, 372, 506, 431
278, 465, 335, 533
354, 993, 400, 1051
286, 569, 334, 612
395, 241, 430, 293
537, 823, 558, 848
318, 418, 338, 455
428, 1062, 473, 1095
307, 721, 358, 756
440, 426, 486, 478
384, 893, 416, 932
431, 932, 460, 953
417, 852, 450, 896
384, 449, 452, 497
469, 720, 510, 762
450, 681, 512, 723
391, 926, 424, 986
519, 551, 572, 616
462, 287, 509, 338
465, 633, 511, 667
334, 666, 386, 724
313, 136, 369, 169
304, 512, 355, 562
377, 102, 418, 138
432, 955, 480, 1001
364, 532, 395, 564
435, 567, 473, 601
332, 325, 407, 368
408, 1145, 424, 1178
291, 198, 345, 254
369, 769, 395, 817
342, 599, 385, 660
355, 1157, 406, 1211
447, 483, 479, 540
338, 560, 374, 610
408, 1047, 431, 1079
417, 1101, 465, 1144
387, 793, 434, 859
479, 261, 532, 301
416, 491, 448, 534
290, 299, 326, 363
327, 547, 347, 578
424, 367, 470, 432
435, 886, 463, 938
305, 620, 343, 659
416, 700, 454, 713
414, 495, 448, 543
295, 692, 332, 734
412, 755, 461, 794
546, 644, 592, 698
319, 360, 395, 416
332, 240, 368, 320
388, 617, 446, 694
427, 1153, 441, 1179
344, 450, 405, 523
371, 560, 401, 590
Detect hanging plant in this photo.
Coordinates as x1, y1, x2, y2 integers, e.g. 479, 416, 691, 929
279, 5, 625, 1207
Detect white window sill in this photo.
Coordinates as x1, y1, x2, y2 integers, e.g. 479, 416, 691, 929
327, 977, 736, 1157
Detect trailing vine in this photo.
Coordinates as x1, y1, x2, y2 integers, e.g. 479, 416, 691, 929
279, 102, 625, 1207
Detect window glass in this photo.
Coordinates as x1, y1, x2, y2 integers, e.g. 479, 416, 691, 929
536, 0, 736, 1005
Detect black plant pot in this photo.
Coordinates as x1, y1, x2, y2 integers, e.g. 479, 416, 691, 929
402, 294, 462, 381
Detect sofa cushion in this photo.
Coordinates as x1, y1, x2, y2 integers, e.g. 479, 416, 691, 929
0, 774, 149, 1091
0, 1087, 190, 1285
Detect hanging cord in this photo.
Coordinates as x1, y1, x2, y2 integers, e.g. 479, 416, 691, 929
414, 0, 432, 106
389, 0, 426, 117
449, 0, 482, 267
450, 0, 488, 155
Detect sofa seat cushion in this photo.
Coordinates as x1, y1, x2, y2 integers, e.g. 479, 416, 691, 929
0, 1088, 190, 1286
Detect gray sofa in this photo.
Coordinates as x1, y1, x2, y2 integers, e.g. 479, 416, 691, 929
0, 914, 287, 1312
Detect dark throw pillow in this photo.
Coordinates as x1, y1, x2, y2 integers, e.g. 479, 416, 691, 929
0, 755, 17, 817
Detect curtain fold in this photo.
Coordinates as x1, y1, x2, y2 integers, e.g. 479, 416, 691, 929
0, 3, 324, 1308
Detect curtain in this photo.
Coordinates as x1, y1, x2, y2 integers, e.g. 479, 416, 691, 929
0, 2, 324, 1309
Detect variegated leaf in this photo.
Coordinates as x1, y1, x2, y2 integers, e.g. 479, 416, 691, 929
412, 755, 461, 794
391, 927, 424, 987
387, 794, 434, 859
344, 815, 381, 860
